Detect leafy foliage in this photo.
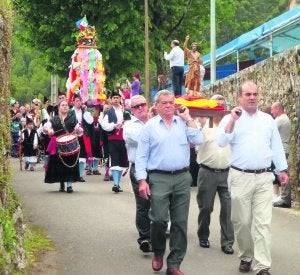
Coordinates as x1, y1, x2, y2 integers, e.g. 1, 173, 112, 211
10, 35, 52, 104
12, 0, 289, 89
12, 1, 236, 81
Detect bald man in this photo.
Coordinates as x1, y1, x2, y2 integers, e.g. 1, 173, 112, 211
271, 102, 291, 208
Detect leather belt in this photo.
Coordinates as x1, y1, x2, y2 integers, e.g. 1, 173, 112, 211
148, 167, 189, 175
231, 165, 272, 174
200, 164, 229, 173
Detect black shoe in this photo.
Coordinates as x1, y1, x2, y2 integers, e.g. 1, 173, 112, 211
59, 182, 65, 192
199, 239, 210, 248
139, 240, 152, 253
221, 245, 234, 254
273, 201, 291, 208
112, 185, 119, 193
117, 186, 123, 192
78, 177, 85, 182
239, 260, 252, 273
93, 170, 101, 175
67, 187, 73, 193
25, 162, 29, 170
86, 170, 92, 175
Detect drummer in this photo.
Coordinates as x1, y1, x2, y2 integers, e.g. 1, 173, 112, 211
43, 99, 82, 193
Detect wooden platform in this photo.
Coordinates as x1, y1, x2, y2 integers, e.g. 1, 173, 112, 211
188, 109, 230, 127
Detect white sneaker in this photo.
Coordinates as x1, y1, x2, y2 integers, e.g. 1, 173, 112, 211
273, 196, 281, 203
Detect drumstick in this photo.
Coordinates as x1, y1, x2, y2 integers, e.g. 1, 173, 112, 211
54, 129, 65, 134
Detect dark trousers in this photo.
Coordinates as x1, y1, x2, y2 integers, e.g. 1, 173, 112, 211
130, 164, 151, 244
11, 131, 19, 157
190, 147, 199, 186
196, 167, 234, 247
171, 66, 184, 96
149, 171, 192, 269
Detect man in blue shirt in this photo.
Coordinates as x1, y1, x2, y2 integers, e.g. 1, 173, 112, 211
135, 90, 203, 275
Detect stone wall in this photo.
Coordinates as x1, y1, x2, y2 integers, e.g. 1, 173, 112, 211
0, 0, 28, 273
202, 45, 300, 206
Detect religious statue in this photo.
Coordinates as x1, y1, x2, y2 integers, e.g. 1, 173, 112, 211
183, 35, 203, 97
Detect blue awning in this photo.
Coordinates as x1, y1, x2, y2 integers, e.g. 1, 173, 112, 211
202, 6, 300, 66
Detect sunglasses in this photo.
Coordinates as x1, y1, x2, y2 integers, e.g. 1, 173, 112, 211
131, 103, 146, 109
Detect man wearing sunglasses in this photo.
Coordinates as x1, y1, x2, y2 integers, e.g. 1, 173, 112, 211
123, 95, 151, 253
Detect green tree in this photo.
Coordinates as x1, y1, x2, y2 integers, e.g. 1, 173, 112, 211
12, 0, 289, 88
10, 33, 53, 104
13, 0, 237, 83
228, 0, 287, 42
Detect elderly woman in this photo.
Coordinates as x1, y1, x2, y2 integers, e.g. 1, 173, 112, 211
43, 99, 82, 193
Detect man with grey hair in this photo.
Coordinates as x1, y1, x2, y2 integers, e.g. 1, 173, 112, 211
164, 40, 184, 96
196, 94, 234, 255
123, 95, 152, 253
135, 90, 203, 275
270, 102, 291, 208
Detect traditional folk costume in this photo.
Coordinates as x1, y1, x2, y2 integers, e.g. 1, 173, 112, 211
39, 96, 53, 167
21, 119, 38, 171
72, 104, 94, 181
98, 110, 110, 181
101, 96, 129, 193
65, 17, 107, 181
44, 110, 81, 193
87, 117, 103, 175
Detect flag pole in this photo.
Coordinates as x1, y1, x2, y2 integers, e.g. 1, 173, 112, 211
144, 0, 150, 104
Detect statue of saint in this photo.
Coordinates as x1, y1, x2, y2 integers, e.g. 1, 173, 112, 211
183, 35, 203, 97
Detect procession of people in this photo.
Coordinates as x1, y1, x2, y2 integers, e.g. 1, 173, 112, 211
9, 30, 292, 275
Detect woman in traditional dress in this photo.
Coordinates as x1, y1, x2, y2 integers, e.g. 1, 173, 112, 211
43, 99, 82, 193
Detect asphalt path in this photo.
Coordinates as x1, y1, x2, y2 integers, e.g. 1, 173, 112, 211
11, 158, 300, 275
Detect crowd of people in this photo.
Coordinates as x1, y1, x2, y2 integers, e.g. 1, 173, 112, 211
10, 67, 290, 275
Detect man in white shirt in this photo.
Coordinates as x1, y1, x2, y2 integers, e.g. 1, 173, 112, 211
217, 81, 289, 275
100, 92, 129, 193
123, 95, 152, 253
164, 40, 184, 96
72, 94, 94, 182
196, 94, 234, 255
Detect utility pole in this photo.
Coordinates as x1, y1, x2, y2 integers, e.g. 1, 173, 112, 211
51, 75, 58, 103
210, 0, 216, 83
144, 0, 150, 104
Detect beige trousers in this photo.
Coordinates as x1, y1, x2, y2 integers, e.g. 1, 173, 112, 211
228, 169, 275, 273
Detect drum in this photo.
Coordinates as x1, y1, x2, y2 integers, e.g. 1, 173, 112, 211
56, 134, 80, 157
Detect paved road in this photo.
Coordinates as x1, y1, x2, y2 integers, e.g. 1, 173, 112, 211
11, 158, 300, 275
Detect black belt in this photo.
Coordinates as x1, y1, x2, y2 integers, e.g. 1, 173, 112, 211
148, 167, 189, 175
200, 164, 229, 173
231, 165, 272, 174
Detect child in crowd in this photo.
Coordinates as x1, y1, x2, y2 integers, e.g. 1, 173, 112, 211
21, 118, 38, 171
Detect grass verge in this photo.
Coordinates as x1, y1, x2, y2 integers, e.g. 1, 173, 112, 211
14, 225, 55, 275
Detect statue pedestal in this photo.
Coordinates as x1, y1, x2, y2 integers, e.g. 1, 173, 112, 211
189, 109, 230, 127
